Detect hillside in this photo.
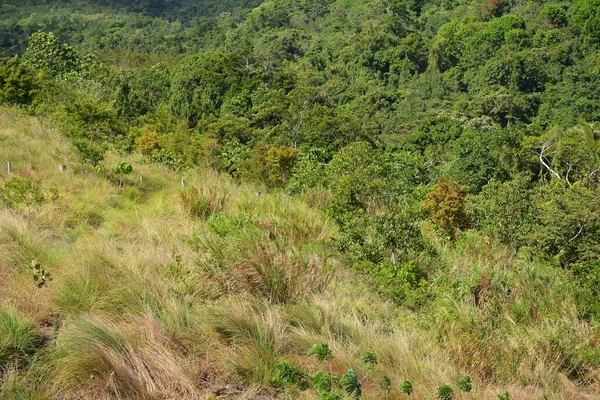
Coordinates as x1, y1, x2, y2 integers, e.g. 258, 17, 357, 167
0, 111, 598, 399
1, 0, 600, 399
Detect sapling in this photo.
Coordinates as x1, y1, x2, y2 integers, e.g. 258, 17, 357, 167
0, 176, 57, 223
312, 371, 338, 393
30, 261, 52, 288
381, 376, 392, 394
113, 161, 133, 186
398, 380, 413, 398
437, 385, 453, 400
309, 343, 333, 362
309, 343, 334, 390
497, 391, 511, 400
362, 351, 377, 368
275, 363, 310, 390
458, 376, 472, 393
340, 369, 362, 400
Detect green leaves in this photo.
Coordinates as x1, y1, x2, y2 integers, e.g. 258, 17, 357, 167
308, 343, 333, 362
458, 376, 472, 392
30, 261, 52, 289
339, 369, 362, 399
114, 162, 133, 175
398, 380, 413, 395
437, 384, 453, 400
0, 57, 40, 106
0, 177, 57, 220
274, 363, 310, 390
23, 32, 83, 77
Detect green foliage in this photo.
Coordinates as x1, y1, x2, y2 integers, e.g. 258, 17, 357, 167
468, 174, 535, 245
339, 369, 362, 400
308, 343, 333, 362
541, 5, 568, 27
0, 176, 57, 219
169, 53, 243, 127
30, 261, 52, 288
362, 350, 377, 367
570, 260, 600, 321
0, 57, 39, 106
497, 391, 511, 400
397, 380, 413, 396
113, 161, 133, 175
73, 140, 106, 166
265, 146, 299, 187
312, 371, 338, 393
437, 384, 453, 400
2, 0, 600, 396
274, 363, 310, 390
457, 376, 472, 392
530, 183, 600, 267
381, 376, 392, 394
23, 31, 83, 77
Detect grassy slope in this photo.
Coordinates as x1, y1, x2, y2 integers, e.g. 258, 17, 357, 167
0, 106, 599, 399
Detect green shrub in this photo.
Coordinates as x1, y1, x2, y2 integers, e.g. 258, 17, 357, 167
398, 380, 413, 396
458, 376, 472, 392
437, 385, 453, 400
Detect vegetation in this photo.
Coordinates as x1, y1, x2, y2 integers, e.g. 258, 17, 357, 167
1, 0, 600, 398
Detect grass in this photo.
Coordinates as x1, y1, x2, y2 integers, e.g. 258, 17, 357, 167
0, 307, 43, 368
1, 106, 600, 399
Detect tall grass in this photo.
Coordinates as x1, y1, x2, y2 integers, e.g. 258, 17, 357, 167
51, 314, 197, 399
0, 307, 43, 368
178, 185, 228, 220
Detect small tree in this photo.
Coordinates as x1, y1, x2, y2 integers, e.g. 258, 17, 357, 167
30, 261, 52, 288
458, 376, 472, 393
0, 57, 39, 106
0, 177, 57, 222
422, 178, 470, 239
113, 162, 133, 186
265, 146, 299, 187
340, 369, 362, 400
437, 385, 453, 400
398, 380, 413, 398
24, 31, 83, 77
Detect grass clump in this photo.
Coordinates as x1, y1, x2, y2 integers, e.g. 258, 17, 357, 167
51, 314, 196, 399
178, 185, 228, 220
0, 307, 43, 368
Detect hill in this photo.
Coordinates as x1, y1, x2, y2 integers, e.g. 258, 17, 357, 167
1, 0, 600, 398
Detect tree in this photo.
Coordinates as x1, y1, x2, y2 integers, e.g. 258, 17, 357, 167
23, 31, 82, 77
169, 53, 243, 127
0, 57, 39, 106
422, 178, 470, 239
0, 177, 57, 222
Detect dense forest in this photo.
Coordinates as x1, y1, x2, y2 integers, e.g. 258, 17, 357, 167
1, 0, 600, 398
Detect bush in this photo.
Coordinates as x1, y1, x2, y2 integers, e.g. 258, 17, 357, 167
422, 178, 471, 239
